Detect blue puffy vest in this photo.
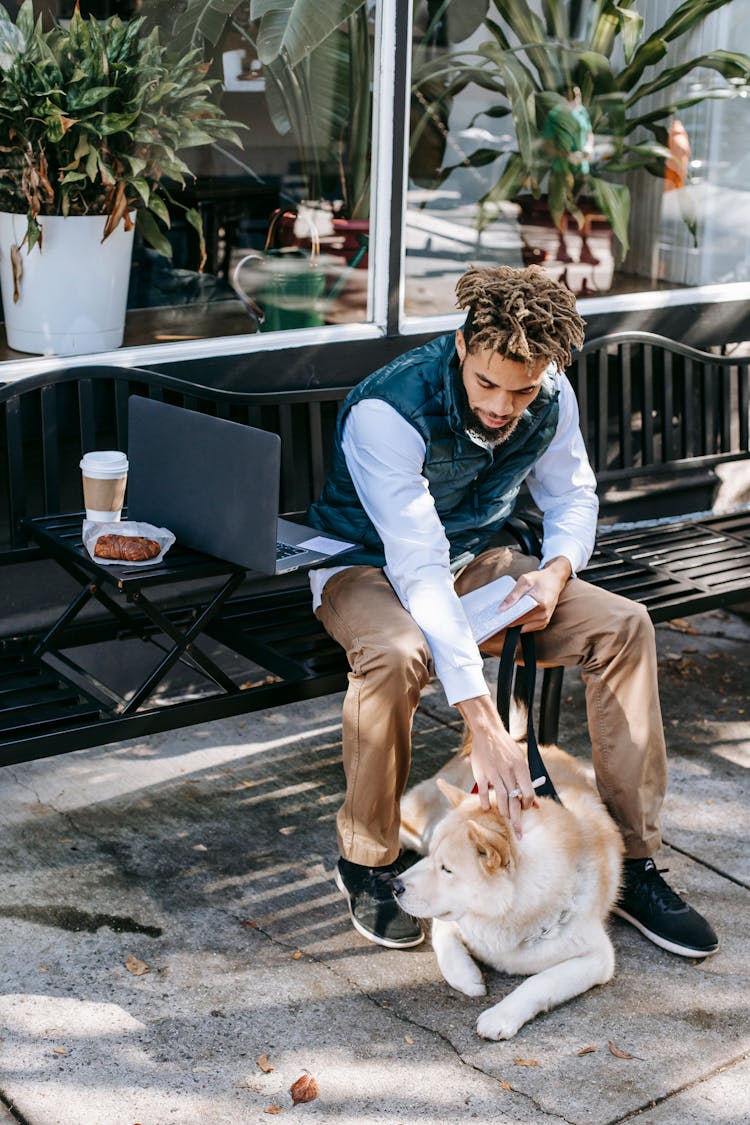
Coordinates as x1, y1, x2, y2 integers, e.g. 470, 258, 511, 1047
308, 333, 560, 569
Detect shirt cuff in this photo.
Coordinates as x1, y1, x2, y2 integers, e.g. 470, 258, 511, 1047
440, 665, 491, 707
539, 536, 588, 578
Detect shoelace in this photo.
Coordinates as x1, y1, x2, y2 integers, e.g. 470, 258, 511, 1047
634, 865, 687, 911
350, 865, 402, 899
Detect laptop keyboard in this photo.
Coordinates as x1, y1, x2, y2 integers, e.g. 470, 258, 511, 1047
276, 541, 306, 560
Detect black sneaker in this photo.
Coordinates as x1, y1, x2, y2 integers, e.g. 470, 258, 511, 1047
612, 858, 719, 958
335, 856, 424, 949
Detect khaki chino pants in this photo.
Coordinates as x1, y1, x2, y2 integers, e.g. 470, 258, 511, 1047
315, 547, 667, 867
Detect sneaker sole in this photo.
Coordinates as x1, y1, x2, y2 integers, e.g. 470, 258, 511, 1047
334, 868, 425, 950
611, 905, 719, 959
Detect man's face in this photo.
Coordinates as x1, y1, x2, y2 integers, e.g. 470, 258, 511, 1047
456, 330, 549, 443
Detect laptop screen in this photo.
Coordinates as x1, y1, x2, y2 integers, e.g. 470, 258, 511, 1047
127, 397, 280, 571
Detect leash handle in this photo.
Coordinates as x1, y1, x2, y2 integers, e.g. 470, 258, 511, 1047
498, 625, 561, 804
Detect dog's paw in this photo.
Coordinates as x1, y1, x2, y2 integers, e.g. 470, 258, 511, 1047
442, 962, 486, 998
476, 1002, 524, 1041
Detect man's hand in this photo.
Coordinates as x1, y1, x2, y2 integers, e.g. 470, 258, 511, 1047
496, 556, 572, 632
455, 695, 535, 839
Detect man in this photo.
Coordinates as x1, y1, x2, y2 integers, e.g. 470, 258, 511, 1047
308, 265, 718, 959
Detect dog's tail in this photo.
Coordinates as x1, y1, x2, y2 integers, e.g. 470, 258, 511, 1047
459, 690, 528, 758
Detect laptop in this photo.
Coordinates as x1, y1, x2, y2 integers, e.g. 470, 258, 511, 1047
126, 396, 358, 575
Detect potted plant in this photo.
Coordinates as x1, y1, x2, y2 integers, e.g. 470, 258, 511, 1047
412, 0, 750, 277
0, 0, 242, 355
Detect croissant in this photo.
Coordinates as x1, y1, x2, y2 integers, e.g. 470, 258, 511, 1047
94, 534, 160, 562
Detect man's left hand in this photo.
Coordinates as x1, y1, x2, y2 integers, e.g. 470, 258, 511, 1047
496, 556, 572, 632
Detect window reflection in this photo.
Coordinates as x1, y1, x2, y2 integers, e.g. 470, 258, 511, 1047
0, 0, 374, 351
406, 0, 750, 316
147, 0, 375, 336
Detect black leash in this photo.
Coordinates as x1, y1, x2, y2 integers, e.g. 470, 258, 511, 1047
497, 625, 561, 804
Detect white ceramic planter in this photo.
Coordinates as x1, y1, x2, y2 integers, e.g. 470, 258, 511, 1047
0, 211, 135, 356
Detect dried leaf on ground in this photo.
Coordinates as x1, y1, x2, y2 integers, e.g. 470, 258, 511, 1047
577, 1045, 597, 1056
404, 1035, 414, 1044
290, 1074, 319, 1104
513, 1057, 539, 1067
52, 1046, 67, 1055
608, 1040, 634, 1059
124, 955, 149, 976
264, 1104, 282, 1115
500, 1080, 512, 1091
258, 1054, 274, 1073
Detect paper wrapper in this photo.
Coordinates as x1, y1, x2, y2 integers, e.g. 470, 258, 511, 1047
82, 520, 176, 567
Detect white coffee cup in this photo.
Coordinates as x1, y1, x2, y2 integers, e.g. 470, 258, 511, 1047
80, 450, 129, 521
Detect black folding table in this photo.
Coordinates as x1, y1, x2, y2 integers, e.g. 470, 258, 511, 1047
23, 514, 248, 716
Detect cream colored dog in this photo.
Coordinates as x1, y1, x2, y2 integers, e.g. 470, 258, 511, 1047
396, 744, 623, 1040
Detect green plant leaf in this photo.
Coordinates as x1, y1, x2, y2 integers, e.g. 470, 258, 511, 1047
501, 52, 538, 175
0, 18, 25, 68
26, 214, 42, 254
628, 86, 741, 132
492, 0, 561, 92
130, 176, 151, 204
589, 175, 629, 254
67, 85, 119, 110
547, 167, 569, 229
184, 205, 207, 269
439, 0, 489, 44
616, 5, 644, 64
163, 0, 241, 56
625, 50, 750, 107
614, 37, 669, 92
136, 207, 173, 259
252, 0, 366, 68
652, 0, 735, 47
147, 193, 171, 226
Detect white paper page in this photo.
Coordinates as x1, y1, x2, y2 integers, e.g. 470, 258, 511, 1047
459, 575, 538, 643
298, 534, 356, 554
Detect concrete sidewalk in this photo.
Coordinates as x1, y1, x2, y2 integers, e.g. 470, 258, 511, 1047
1, 608, 748, 1124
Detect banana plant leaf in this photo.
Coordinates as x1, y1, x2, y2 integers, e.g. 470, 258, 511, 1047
251, 0, 365, 68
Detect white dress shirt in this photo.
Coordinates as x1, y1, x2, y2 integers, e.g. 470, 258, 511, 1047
310, 370, 598, 706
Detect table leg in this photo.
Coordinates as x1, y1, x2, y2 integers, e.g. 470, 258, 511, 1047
33, 582, 97, 657
121, 571, 246, 714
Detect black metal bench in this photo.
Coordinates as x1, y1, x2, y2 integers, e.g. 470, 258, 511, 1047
1, 331, 748, 765
529, 331, 750, 740
0, 365, 354, 765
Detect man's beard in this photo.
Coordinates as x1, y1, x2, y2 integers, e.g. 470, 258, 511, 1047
462, 404, 521, 445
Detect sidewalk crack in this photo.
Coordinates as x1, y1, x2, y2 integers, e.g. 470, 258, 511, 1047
607, 1048, 750, 1123
225, 908, 576, 1121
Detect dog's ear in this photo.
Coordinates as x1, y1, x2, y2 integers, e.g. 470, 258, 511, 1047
436, 778, 468, 808
467, 818, 513, 872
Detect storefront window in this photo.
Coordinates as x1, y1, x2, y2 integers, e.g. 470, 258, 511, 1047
405, 0, 750, 316
1, 1, 748, 371
0, 0, 374, 361
164, 0, 375, 336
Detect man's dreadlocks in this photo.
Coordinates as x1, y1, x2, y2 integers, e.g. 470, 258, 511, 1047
455, 265, 585, 371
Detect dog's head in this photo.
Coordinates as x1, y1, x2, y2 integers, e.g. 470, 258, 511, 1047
395, 779, 518, 922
